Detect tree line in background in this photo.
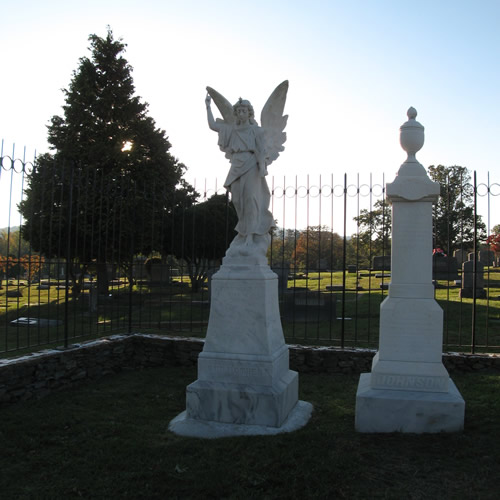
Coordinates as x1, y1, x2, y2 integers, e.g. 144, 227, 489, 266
269, 164, 489, 271
5, 161, 493, 289
1, 28, 494, 295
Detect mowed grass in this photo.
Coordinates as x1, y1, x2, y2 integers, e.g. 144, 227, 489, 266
0, 366, 499, 499
1, 268, 499, 357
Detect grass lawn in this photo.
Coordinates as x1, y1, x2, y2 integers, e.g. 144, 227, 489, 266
1, 366, 499, 499
1, 268, 499, 356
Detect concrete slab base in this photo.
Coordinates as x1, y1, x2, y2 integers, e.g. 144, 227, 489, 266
355, 373, 465, 433
169, 400, 313, 439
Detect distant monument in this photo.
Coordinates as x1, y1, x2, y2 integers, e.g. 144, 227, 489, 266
355, 108, 465, 433
372, 255, 391, 272
169, 82, 312, 438
479, 249, 495, 266
432, 254, 459, 281
453, 249, 468, 266
460, 257, 486, 299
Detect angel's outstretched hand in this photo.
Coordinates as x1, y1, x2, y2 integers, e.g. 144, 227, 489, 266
205, 93, 212, 108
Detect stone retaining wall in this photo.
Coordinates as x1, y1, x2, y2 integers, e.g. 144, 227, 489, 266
0, 334, 499, 406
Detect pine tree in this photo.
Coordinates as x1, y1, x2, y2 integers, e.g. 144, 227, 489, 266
20, 28, 195, 293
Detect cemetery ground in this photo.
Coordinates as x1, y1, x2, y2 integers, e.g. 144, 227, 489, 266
0, 364, 499, 499
1, 268, 500, 356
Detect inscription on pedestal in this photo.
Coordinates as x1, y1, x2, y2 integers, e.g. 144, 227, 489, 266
372, 373, 448, 392
209, 362, 264, 379
198, 357, 274, 386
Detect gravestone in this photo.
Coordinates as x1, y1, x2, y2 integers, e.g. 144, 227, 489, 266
372, 255, 391, 271
169, 81, 311, 438
479, 249, 495, 266
132, 260, 147, 280
432, 255, 459, 280
326, 284, 344, 291
282, 290, 336, 322
460, 260, 486, 298
355, 108, 464, 433
10, 317, 63, 327
271, 262, 290, 297
315, 259, 329, 271
148, 263, 170, 284
453, 249, 468, 265
347, 265, 357, 274
89, 286, 98, 312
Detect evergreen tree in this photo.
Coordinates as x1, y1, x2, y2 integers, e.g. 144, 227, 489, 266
19, 28, 195, 293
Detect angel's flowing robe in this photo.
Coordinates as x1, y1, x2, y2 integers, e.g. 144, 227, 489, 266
217, 123, 274, 237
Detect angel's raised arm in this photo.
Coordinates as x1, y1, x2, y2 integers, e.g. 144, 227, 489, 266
205, 94, 220, 132
205, 86, 235, 132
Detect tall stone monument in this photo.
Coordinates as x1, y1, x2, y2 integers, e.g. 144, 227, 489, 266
355, 108, 465, 433
169, 82, 312, 438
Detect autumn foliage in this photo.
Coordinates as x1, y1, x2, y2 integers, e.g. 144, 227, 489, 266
292, 226, 344, 271
486, 233, 500, 254
20, 255, 45, 282
0, 254, 44, 281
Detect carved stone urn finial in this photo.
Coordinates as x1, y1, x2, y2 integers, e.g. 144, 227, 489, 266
387, 107, 439, 200
400, 107, 424, 163
396, 107, 428, 178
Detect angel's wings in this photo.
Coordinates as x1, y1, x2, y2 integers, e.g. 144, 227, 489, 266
206, 86, 235, 124
261, 80, 288, 166
206, 80, 289, 166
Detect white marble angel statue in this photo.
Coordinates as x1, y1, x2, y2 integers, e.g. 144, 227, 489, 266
205, 81, 288, 259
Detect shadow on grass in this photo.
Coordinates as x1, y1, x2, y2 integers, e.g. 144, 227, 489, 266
1, 281, 500, 356
0, 284, 211, 355
1, 366, 499, 499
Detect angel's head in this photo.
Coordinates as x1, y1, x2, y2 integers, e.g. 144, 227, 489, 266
233, 98, 256, 125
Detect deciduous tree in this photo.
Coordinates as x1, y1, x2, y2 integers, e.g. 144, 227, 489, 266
292, 226, 344, 271
169, 194, 237, 292
20, 255, 45, 283
352, 199, 391, 267
268, 228, 300, 269
350, 166, 487, 265
487, 224, 500, 254
0, 228, 31, 258
428, 165, 486, 252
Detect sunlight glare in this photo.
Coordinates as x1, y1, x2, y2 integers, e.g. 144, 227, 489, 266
121, 141, 133, 152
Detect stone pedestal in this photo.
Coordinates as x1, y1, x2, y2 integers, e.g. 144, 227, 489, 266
355, 108, 465, 433
356, 373, 465, 433
170, 257, 311, 438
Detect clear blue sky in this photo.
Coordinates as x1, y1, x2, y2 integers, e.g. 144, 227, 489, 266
1, 0, 499, 229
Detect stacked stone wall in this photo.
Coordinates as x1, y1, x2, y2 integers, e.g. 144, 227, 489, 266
0, 334, 498, 406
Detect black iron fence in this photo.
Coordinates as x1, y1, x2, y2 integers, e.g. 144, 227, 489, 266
1, 148, 499, 356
